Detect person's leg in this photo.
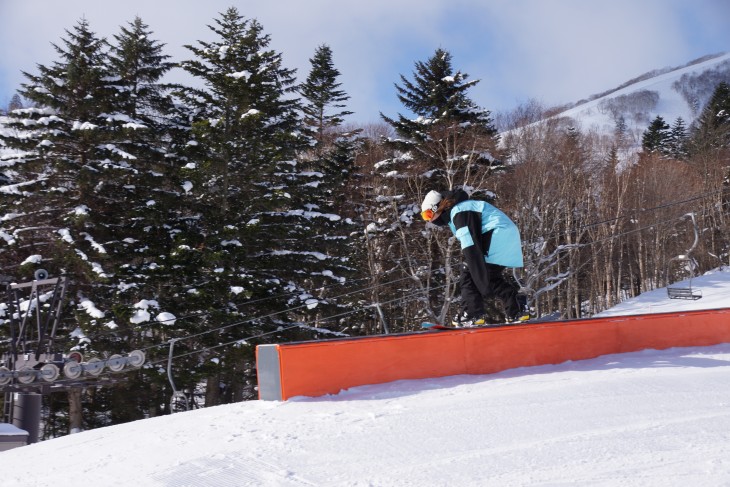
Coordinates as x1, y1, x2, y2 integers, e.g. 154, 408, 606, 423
486, 264, 521, 319
460, 264, 485, 319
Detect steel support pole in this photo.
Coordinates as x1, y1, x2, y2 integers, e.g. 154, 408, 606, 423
12, 392, 41, 444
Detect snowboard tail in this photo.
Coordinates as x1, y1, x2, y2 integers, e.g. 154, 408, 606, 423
421, 322, 455, 330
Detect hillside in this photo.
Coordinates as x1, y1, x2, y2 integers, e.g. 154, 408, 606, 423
547, 51, 730, 137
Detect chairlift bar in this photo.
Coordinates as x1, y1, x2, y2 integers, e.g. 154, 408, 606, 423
35, 276, 68, 360
9, 277, 61, 289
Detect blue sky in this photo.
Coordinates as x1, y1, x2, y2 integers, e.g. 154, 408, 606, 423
1, 0, 728, 124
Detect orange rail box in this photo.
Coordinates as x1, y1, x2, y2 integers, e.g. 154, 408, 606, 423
257, 308, 730, 400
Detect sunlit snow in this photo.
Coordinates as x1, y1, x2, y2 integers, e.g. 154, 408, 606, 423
4, 268, 730, 486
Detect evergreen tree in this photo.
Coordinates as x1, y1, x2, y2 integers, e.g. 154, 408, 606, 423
95, 17, 183, 419
668, 117, 689, 160
0, 18, 117, 287
7, 93, 23, 112
2, 18, 113, 157
289, 44, 364, 329
299, 44, 353, 150
49, 16, 181, 345
690, 81, 730, 152
614, 115, 627, 144
108, 16, 176, 159
178, 8, 301, 215
641, 115, 671, 155
0, 18, 128, 433
0, 17, 183, 430
103, 15, 180, 297
381, 48, 500, 186
174, 8, 314, 401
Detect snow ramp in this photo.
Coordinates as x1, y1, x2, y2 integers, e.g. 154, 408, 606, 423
256, 308, 730, 400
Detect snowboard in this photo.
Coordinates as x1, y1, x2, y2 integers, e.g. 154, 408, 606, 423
421, 322, 456, 330
421, 315, 531, 330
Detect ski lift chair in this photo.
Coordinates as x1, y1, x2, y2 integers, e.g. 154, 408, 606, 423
666, 213, 702, 300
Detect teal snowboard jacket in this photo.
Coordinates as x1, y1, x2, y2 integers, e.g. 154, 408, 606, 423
443, 190, 523, 293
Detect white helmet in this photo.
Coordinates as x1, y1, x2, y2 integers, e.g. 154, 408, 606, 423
421, 190, 442, 212
420, 190, 443, 221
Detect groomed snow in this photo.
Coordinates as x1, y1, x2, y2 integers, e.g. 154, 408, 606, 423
4, 268, 730, 486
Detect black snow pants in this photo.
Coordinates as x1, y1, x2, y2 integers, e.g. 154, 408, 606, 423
460, 262, 520, 319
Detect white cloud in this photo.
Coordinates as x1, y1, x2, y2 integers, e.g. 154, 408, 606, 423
472, 0, 729, 112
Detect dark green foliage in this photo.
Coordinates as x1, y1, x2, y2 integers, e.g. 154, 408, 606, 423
174, 7, 302, 295
381, 48, 497, 137
380, 48, 501, 182
0, 16, 187, 435
384, 48, 492, 126
168, 7, 342, 400
177, 8, 301, 214
690, 81, 730, 152
0, 18, 116, 285
641, 115, 671, 155
98, 16, 181, 309
300, 44, 353, 147
642, 115, 691, 160
108, 16, 177, 159
274, 44, 364, 331
668, 117, 689, 160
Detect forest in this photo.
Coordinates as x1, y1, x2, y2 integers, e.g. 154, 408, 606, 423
1, 7, 729, 438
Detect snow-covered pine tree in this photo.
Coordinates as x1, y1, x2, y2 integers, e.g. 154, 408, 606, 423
0, 18, 117, 296
0, 18, 133, 433
688, 81, 730, 259
108, 17, 176, 160
91, 16, 184, 419
101, 16, 181, 322
280, 44, 364, 333
174, 8, 307, 401
381, 48, 501, 190
300, 44, 353, 150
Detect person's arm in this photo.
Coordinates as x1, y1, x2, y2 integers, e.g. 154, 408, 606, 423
453, 210, 492, 296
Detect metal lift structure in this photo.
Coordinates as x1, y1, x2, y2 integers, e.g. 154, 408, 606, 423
666, 213, 703, 301
1, 270, 145, 443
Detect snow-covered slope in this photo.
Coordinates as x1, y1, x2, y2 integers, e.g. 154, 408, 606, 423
3, 268, 730, 486
546, 52, 730, 136
596, 266, 730, 317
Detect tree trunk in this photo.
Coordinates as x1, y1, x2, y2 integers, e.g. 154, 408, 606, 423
68, 388, 83, 434
205, 374, 221, 407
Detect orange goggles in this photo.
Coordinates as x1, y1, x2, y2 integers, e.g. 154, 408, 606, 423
421, 209, 435, 221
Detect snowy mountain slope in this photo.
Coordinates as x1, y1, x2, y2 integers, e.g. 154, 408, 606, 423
540, 52, 730, 137
596, 266, 730, 317
3, 268, 730, 486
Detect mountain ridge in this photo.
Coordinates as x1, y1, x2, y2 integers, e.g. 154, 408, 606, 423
550, 51, 730, 137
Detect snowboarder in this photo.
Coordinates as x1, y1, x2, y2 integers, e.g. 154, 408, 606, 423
420, 189, 528, 325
